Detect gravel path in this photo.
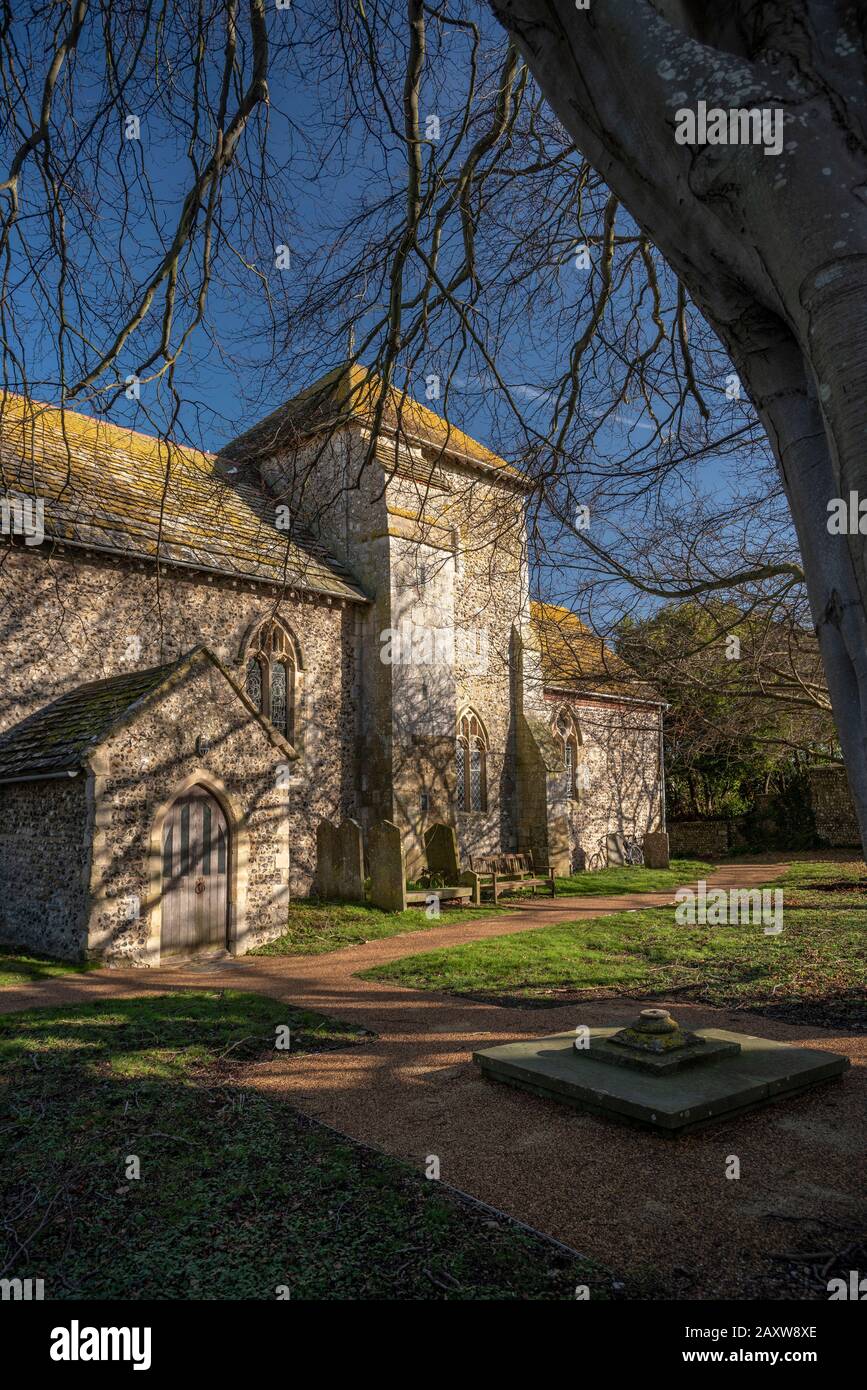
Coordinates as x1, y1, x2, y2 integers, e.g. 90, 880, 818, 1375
3, 858, 864, 1299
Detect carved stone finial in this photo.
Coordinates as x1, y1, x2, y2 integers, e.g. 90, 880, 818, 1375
609, 1007, 698, 1055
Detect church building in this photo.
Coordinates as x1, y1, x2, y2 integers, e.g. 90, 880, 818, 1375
0, 365, 665, 963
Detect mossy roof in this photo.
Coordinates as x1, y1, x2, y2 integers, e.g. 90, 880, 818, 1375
0, 393, 366, 601
0, 646, 293, 783
0, 660, 183, 781
220, 361, 526, 484
530, 601, 662, 704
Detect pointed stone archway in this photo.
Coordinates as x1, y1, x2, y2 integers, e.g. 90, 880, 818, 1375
146, 770, 250, 965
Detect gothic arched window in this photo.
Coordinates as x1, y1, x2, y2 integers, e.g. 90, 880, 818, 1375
456, 710, 488, 813
553, 707, 581, 798
243, 619, 300, 744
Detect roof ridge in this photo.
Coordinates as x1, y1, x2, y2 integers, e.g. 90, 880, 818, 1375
220, 359, 527, 484
0, 645, 296, 784
530, 599, 661, 704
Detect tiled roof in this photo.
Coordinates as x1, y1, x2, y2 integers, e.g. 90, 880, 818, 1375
0, 393, 367, 601
0, 660, 182, 781
530, 601, 661, 703
0, 646, 294, 783
221, 362, 526, 483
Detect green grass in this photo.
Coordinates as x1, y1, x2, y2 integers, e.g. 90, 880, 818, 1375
762, 856, 867, 907
360, 888, 867, 1030
554, 858, 713, 896
0, 989, 602, 1300
0, 946, 98, 988
251, 897, 500, 957
0, 864, 709, 977
252, 864, 710, 957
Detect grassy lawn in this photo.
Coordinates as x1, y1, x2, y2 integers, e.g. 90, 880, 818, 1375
360, 870, 867, 1030
0, 864, 708, 978
554, 858, 712, 896
251, 897, 501, 956
0, 946, 98, 989
0, 989, 601, 1300
763, 856, 867, 907
252, 863, 711, 957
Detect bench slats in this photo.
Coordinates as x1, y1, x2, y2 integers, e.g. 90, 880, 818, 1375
467, 850, 556, 902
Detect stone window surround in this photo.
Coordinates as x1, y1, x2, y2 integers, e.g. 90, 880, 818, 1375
552, 704, 582, 800
456, 708, 489, 814
238, 615, 305, 755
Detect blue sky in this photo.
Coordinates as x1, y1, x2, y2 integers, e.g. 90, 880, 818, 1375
1, 3, 769, 623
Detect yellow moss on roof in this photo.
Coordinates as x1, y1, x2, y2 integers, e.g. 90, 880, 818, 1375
530, 600, 659, 701
1, 389, 218, 471
223, 362, 525, 482
0, 392, 365, 599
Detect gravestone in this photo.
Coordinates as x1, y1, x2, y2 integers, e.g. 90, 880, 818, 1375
606, 832, 626, 866
316, 818, 365, 901
423, 822, 459, 881
335, 818, 365, 900
369, 819, 407, 912
549, 814, 571, 877
643, 831, 670, 870
315, 818, 338, 899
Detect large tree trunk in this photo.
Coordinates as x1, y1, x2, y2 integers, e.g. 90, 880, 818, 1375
725, 308, 867, 849
488, 0, 867, 850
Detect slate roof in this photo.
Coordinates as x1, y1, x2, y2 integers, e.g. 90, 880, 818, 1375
221, 362, 527, 484
0, 660, 182, 782
530, 601, 662, 704
0, 392, 366, 601
0, 647, 294, 784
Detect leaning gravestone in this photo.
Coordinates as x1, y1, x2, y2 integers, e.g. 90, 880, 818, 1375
643, 831, 670, 870
335, 818, 365, 900
424, 822, 459, 881
549, 814, 571, 877
369, 819, 407, 912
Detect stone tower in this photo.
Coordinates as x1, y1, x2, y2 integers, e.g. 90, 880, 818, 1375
221, 363, 532, 869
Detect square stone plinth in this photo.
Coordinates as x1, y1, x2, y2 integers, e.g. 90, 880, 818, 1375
474, 1027, 849, 1135
586, 1031, 741, 1074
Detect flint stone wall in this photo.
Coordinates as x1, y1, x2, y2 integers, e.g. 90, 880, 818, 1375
807, 766, 861, 847
0, 545, 361, 898
0, 776, 90, 960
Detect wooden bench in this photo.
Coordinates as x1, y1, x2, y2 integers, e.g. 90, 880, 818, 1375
466, 851, 556, 904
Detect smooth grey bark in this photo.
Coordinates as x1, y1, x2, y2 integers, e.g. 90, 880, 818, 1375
487, 0, 867, 850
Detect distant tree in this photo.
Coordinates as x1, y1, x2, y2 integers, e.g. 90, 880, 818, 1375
617, 600, 839, 821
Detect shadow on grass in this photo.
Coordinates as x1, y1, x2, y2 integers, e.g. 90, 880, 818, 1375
0, 946, 99, 987
0, 990, 602, 1301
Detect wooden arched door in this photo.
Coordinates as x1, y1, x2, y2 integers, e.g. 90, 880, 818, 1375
161, 786, 229, 955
